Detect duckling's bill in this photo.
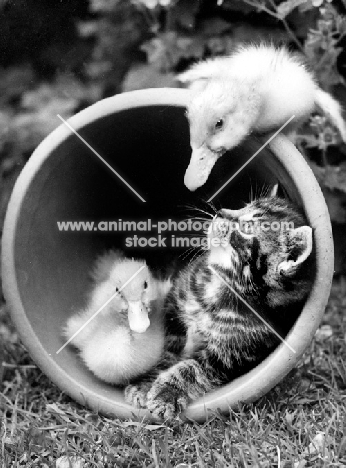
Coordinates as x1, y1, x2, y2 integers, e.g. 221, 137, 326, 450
184, 146, 219, 191
127, 300, 150, 333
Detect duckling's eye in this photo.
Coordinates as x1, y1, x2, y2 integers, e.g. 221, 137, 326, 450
215, 118, 224, 130
144, 281, 148, 289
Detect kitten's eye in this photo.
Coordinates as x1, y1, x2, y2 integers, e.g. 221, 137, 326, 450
144, 281, 148, 289
215, 119, 224, 130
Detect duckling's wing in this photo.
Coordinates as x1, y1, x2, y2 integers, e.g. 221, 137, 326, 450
177, 57, 229, 84
63, 310, 91, 348
91, 249, 126, 283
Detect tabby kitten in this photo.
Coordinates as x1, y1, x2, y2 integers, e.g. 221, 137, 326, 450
125, 189, 315, 420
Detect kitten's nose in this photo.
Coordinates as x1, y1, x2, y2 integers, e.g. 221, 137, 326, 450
212, 217, 230, 237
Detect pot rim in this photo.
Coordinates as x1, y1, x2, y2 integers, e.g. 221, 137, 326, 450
1, 88, 334, 421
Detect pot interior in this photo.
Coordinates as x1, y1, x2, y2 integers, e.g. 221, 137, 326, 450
13, 104, 310, 405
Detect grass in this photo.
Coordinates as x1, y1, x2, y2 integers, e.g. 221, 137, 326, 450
1, 279, 346, 467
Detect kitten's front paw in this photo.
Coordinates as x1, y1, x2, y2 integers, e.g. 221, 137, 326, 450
124, 381, 152, 408
146, 378, 188, 420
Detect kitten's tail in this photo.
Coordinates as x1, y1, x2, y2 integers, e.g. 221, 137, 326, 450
314, 88, 346, 143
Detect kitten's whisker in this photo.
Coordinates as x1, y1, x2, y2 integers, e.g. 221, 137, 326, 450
194, 208, 214, 218
263, 184, 271, 198
204, 200, 219, 215
181, 216, 210, 222
255, 181, 261, 201
179, 250, 194, 262
188, 248, 204, 266
192, 251, 205, 266
182, 204, 214, 219
179, 246, 199, 261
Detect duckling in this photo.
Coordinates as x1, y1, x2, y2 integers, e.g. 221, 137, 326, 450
178, 43, 346, 191
63, 250, 171, 385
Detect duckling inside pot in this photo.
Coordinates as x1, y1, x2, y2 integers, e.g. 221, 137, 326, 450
63, 250, 171, 385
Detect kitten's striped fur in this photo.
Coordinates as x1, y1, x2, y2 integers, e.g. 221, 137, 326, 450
125, 193, 315, 419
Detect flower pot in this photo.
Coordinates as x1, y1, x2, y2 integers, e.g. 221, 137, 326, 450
2, 88, 333, 421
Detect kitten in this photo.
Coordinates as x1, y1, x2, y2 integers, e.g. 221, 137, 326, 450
125, 189, 315, 419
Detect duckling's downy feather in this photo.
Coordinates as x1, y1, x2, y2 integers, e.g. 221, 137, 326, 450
178, 44, 346, 190
63, 250, 171, 385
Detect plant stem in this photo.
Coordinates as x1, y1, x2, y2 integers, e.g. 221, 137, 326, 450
266, 0, 305, 53
241, 0, 277, 18
281, 16, 305, 53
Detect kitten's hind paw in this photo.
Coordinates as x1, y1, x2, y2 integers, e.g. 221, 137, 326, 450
124, 381, 152, 408
146, 381, 188, 420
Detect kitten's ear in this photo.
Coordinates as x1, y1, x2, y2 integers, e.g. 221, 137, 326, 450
269, 183, 279, 197
278, 226, 313, 275
177, 59, 221, 84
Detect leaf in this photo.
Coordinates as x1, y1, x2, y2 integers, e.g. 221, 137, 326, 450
173, 0, 200, 30
293, 461, 307, 468
316, 163, 346, 193
0, 341, 4, 384
121, 421, 167, 430
206, 36, 234, 56
307, 161, 346, 221
90, 0, 122, 12
144, 424, 167, 431
276, 0, 310, 19
0, 65, 35, 107
315, 324, 333, 340
305, 432, 328, 456
322, 189, 346, 223
56, 456, 84, 468
121, 63, 177, 91
46, 403, 71, 423
285, 410, 296, 425
76, 21, 100, 38
141, 34, 175, 70
141, 32, 206, 72
176, 36, 205, 60
219, 0, 255, 14
2, 75, 102, 157
198, 17, 231, 36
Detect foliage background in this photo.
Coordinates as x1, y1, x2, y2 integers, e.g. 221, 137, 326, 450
1, 0, 346, 273
0, 2, 346, 466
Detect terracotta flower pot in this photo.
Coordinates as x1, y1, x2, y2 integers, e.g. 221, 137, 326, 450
2, 89, 333, 421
